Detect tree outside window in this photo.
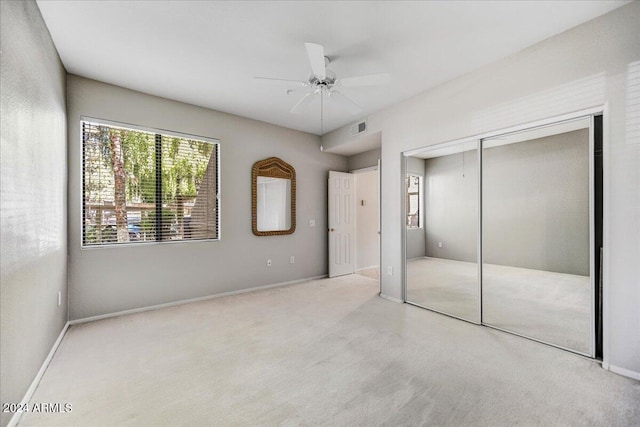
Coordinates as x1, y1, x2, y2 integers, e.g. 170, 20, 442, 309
82, 119, 219, 246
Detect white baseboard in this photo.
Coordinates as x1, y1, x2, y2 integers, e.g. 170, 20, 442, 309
607, 364, 640, 381
69, 274, 327, 325
10, 275, 328, 427
11, 273, 637, 427
355, 265, 379, 272
7, 321, 70, 427
379, 293, 404, 304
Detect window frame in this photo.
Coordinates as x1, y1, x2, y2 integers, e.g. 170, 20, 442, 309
406, 173, 423, 229
80, 116, 221, 248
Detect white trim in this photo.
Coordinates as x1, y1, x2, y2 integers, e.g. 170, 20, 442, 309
400, 153, 407, 302
378, 158, 382, 294
403, 105, 605, 157
69, 275, 327, 325
478, 139, 483, 323
379, 293, 403, 304
350, 165, 379, 174
80, 115, 220, 144
601, 104, 611, 369
404, 135, 479, 158
607, 365, 640, 381
355, 265, 379, 272
7, 322, 70, 427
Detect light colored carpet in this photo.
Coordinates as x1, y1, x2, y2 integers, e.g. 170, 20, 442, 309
407, 257, 479, 321
20, 274, 639, 426
356, 267, 379, 280
407, 257, 591, 354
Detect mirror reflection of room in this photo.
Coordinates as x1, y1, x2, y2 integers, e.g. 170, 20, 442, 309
404, 116, 594, 356
482, 118, 591, 354
405, 141, 479, 323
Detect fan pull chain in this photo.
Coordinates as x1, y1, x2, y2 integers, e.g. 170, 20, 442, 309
320, 90, 324, 135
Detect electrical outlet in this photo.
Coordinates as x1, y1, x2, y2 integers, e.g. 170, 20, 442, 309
290, 256, 295, 264
267, 259, 272, 267
387, 266, 393, 275
309, 219, 316, 227
438, 242, 443, 248
57, 291, 61, 307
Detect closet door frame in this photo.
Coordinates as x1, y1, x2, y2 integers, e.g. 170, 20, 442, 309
402, 106, 604, 359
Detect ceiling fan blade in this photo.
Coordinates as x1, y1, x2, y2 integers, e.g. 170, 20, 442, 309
337, 72, 391, 87
329, 90, 362, 115
290, 92, 315, 114
304, 42, 326, 80
254, 77, 308, 87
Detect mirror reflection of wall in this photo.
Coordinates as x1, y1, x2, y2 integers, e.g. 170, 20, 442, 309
405, 140, 479, 323
257, 177, 291, 232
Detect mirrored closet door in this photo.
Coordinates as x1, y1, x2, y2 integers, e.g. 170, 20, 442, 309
404, 114, 596, 357
481, 117, 593, 355
405, 141, 479, 323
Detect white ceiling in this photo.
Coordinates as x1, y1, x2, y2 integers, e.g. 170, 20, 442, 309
37, 1, 627, 136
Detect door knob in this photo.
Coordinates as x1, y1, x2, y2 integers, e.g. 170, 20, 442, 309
329, 228, 335, 232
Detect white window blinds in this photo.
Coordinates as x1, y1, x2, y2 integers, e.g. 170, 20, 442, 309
82, 119, 219, 246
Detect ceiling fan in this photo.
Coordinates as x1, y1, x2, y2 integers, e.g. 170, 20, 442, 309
254, 42, 390, 119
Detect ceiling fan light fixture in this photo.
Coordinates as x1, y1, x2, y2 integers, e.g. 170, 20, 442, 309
254, 42, 390, 125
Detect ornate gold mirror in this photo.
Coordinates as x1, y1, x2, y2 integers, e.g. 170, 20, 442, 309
252, 157, 296, 236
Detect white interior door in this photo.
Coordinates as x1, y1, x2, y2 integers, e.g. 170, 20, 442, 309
329, 171, 355, 277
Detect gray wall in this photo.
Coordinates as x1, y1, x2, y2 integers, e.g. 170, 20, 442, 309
0, 2, 68, 426
67, 75, 346, 320
423, 149, 478, 264
484, 130, 589, 275
347, 147, 380, 171
422, 130, 589, 276
323, 3, 640, 375
406, 156, 426, 260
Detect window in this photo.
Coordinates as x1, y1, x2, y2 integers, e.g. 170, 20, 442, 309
82, 119, 219, 246
406, 173, 422, 228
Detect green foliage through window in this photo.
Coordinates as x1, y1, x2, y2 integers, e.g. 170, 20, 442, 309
82, 120, 219, 246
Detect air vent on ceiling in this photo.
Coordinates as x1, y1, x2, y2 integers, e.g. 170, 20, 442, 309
350, 119, 367, 136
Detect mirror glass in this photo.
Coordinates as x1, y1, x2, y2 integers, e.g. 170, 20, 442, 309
405, 141, 479, 322
252, 157, 296, 236
482, 117, 592, 354
257, 177, 291, 231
